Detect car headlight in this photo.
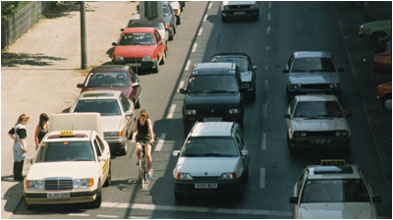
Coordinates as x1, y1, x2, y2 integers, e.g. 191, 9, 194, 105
223, 5, 229, 10
104, 131, 123, 138
250, 4, 258, 9
229, 108, 240, 114
175, 173, 193, 180
115, 56, 124, 61
335, 131, 341, 136
242, 82, 251, 89
341, 131, 348, 136
291, 84, 302, 89
26, 180, 44, 189
329, 83, 338, 88
73, 178, 94, 188
220, 172, 237, 180
142, 55, 152, 61
185, 109, 196, 115
300, 132, 307, 137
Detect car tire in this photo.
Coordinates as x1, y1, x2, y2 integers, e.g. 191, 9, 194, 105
135, 97, 141, 109
177, 17, 181, 25
382, 94, 392, 112
104, 163, 112, 187
370, 32, 386, 48
221, 15, 227, 23
119, 141, 128, 156
90, 181, 102, 208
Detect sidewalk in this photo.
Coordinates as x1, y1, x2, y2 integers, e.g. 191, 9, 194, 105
1, 2, 137, 218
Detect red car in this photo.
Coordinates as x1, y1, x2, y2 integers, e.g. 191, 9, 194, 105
77, 65, 142, 108
377, 81, 392, 112
112, 27, 166, 73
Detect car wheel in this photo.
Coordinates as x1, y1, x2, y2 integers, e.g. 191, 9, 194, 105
104, 163, 111, 187
119, 141, 128, 156
383, 94, 392, 112
160, 52, 166, 65
221, 15, 227, 23
370, 32, 386, 48
90, 181, 102, 208
177, 17, 181, 25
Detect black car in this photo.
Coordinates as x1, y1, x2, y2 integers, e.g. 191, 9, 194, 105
180, 62, 244, 132
211, 53, 257, 102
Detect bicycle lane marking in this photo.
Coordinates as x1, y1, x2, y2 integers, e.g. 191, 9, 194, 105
154, 133, 167, 152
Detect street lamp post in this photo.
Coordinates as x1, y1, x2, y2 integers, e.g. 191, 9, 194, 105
80, 2, 87, 70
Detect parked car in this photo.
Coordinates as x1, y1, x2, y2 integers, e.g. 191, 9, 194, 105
112, 27, 166, 73
285, 94, 351, 154
290, 160, 382, 219
373, 50, 392, 73
359, 19, 392, 48
283, 51, 344, 100
162, 1, 177, 40
377, 81, 392, 112
24, 113, 111, 209
211, 53, 257, 102
172, 121, 249, 201
77, 65, 142, 108
127, 14, 169, 48
168, 1, 182, 25
70, 90, 134, 155
180, 62, 244, 132
221, 1, 259, 22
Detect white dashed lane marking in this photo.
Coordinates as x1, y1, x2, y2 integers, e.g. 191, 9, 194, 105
192, 42, 198, 52
154, 133, 167, 151
198, 27, 203, 36
166, 104, 176, 119
185, 59, 192, 71
260, 168, 266, 189
262, 132, 266, 150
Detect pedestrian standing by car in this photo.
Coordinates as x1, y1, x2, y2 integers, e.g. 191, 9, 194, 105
34, 113, 49, 150
8, 114, 30, 181
131, 109, 155, 179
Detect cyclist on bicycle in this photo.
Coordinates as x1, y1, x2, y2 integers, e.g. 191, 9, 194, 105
131, 109, 155, 179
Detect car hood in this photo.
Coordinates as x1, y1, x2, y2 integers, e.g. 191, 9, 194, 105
27, 161, 99, 179
223, 1, 257, 6
101, 116, 124, 131
185, 93, 241, 108
114, 46, 155, 58
292, 118, 348, 131
176, 157, 240, 176
289, 72, 340, 85
240, 71, 253, 82
82, 87, 132, 97
298, 203, 373, 219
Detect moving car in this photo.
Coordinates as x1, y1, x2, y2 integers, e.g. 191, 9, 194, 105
70, 90, 134, 155
359, 19, 392, 48
77, 65, 142, 108
377, 81, 392, 112
24, 113, 111, 208
211, 53, 257, 102
290, 160, 382, 219
173, 121, 249, 201
221, 1, 259, 22
283, 51, 344, 100
168, 1, 182, 25
162, 1, 177, 40
112, 27, 166, 73
180, 62, 244, 132
285, 95, 351, 154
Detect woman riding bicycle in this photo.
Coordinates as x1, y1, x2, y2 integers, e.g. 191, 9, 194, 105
131, 109, 155, 179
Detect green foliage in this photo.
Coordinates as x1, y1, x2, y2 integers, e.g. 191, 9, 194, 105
1, 1, 30, 22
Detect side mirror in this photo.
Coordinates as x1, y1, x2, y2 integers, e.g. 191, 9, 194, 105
241, 150, 249, 156
372, 196, 382, 203
252, 65, 258, 70
338, 68, 344, 72
126, 110, 134, 117
121, 28, 124, 32
179, 88, 187, 94
289, 196, 298, 204
284, 114, 291, 119
283, 69, 289, 73
77, 83, 84, 88
172, 150, 181, 157
112, 42, 117, 47
133, 82, 140, 87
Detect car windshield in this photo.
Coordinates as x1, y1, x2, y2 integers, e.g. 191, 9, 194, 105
74, 99, 121, 116
301, 179, 370, 203
188, 75, 239, 94
128, 21, 164, 31
35, 141, 95, 162
212, 57, 249, 72
86, 72, 130, 87
294, 101, 344, 118
118, 33, 155, 46
291, 57, 336, 73
162, 5, 171, 16
182, 137, 239, 157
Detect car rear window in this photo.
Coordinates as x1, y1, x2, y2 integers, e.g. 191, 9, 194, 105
86, 72, 130, 87
36, 141, 95, 162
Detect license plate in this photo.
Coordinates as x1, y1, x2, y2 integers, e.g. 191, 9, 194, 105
233, 11, 246, 15
311, 138, 331, 144
203, 117, 222, 122
128, 63, 142, 67
47, 192, 70, 199
195, 183, 218, 189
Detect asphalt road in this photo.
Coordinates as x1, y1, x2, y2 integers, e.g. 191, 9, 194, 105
9, 1, 392, 219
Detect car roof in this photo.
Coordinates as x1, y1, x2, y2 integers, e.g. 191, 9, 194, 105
44, 130, 94, 142
90, 65, 129, 73
192, 62, 237, 75
79, 90, 122, 99
295, 94, 339, 102
211, 53, 250, 59
223, 1, 257, 6
293, 51, 331, 59
123, 27, 156, 33
189, 122, 234, 137
306, 165, 362, 180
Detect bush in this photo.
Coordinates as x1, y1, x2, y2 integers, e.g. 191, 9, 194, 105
1, 1, 30, 22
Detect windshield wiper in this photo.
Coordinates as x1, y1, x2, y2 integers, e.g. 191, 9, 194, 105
200, 153, 228, 157
207, 90, 236, 94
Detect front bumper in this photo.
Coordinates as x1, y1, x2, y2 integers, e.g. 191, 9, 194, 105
222, 9, 259, 19
174, 179, 243, 195
24, 189, 98, 205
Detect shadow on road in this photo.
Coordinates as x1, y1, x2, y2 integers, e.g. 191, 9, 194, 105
44, 2, 96, 19
1, 52, 66, 67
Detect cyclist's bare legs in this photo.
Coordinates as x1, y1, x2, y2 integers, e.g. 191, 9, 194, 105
135, 142, 142, 160
144, 143, 152, 175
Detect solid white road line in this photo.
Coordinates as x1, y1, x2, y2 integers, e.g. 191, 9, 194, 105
154, 133, 167, 151
262, 132, 266, 150
198, 27, 203, 36
185, 59, 191, 71
208, 2, 212, 10
192, 42, 198, 52
260, 168, 266, 188
167, 104, 176, 119
97, 214, 119, 218
101, 202, 292, 217
68, 213, 89, 217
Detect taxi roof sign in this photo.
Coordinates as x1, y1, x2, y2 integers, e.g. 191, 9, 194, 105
60, 130, 74, 137
320, 159, 346, 166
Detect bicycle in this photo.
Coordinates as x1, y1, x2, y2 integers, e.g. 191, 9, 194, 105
138, 146, 148, 186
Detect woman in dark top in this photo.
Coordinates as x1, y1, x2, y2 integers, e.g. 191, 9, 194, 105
8, 114, 29, 181
34, 113, 49, 150
131, 109, 155, 180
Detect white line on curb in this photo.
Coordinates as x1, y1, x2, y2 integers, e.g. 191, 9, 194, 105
97, 215, 119, 218
192, 42, 198, 52
203, 14, 208, 22
185, 60, 191, 71
68, 213, 89, 217
167, 104, 176, 119
198, 28, 203, 36
208, 2, 212, 10
260, 168, 266, 188
262, 132, 266, 150
154, 133, 167, 151
178, 80, 185, 92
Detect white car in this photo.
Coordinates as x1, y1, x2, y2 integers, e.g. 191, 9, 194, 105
24, 113, 111, 208
168, 1, 181, 24
221, 1, 259, 22
290, 160, 382, 219
285, 94, 351, 154
70, 90, 134, 155
172, 121, 249, 201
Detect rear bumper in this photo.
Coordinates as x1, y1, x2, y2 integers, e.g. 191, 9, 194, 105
289, 136, 350, 149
